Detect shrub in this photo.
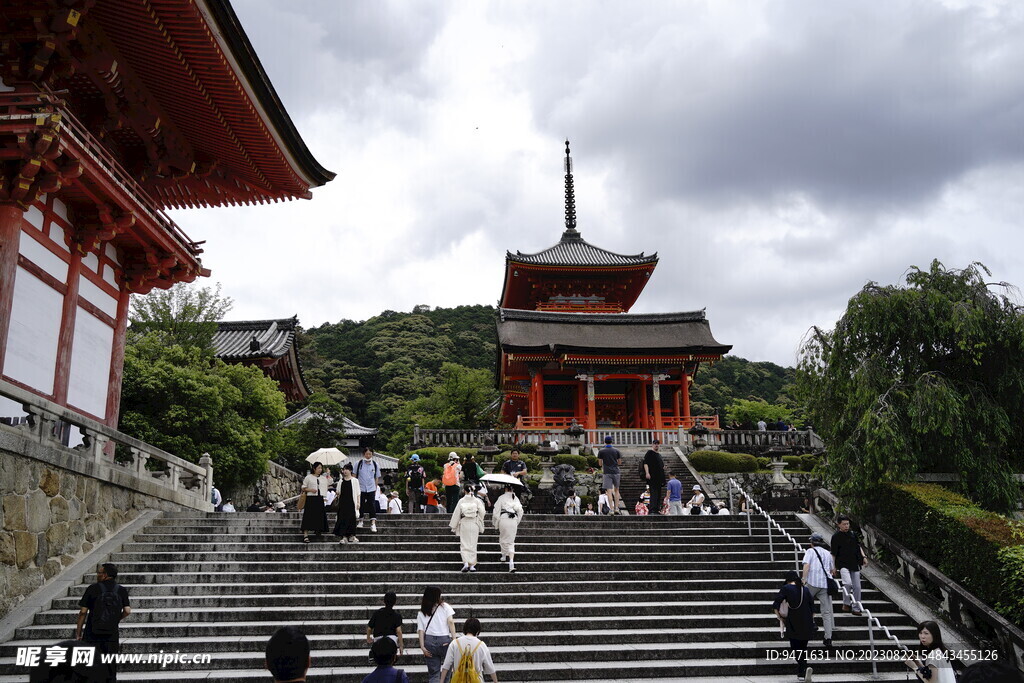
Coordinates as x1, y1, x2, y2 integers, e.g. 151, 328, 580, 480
689, 450, 758, 473
800, 455, 820, 472
586, 455, 600, 468
875, 483, 1024, 626
493, 451, 542, 473
782, 455, 802, 470
553, 454, 589, 471
756, 457, 771, 470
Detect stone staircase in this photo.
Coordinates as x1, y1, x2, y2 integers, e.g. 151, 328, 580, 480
616, 448, 705, 512
0, 512, 918, 681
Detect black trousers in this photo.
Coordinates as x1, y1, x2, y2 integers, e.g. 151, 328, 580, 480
790, 639, 809, 677
359, 492, 377, 520
83, 636, 119, 681
649, 479, 665, 513
445, 485, 460, 510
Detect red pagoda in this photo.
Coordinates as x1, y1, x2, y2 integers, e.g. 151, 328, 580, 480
0, 0, 333, 428
497, 142, 730, 433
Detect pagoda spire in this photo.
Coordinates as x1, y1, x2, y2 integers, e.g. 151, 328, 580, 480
563, 139, 579, 239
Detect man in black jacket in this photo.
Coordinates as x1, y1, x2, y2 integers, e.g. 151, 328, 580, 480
642, 440, 666, 515
830, 515, 868, 615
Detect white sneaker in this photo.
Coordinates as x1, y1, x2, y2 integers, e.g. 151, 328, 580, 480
370, 521, 377, 532
500, 555, 506, 562
338, 537, 348, 544
804, 667, 814, 682
347, 536, 359, 544
461, 564, 469, 573
355, 520, 363, 528
469, 565, 477, 572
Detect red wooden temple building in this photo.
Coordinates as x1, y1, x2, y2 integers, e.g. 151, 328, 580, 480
0, 0, 333, 428
497, 142, 730, 432
212, 317, 310, 403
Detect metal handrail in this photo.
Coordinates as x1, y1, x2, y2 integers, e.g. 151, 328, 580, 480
727, 478, 913, 679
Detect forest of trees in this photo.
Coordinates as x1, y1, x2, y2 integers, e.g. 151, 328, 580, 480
299, 304, 797, 451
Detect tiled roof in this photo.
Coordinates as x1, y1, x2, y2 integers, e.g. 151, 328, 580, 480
280, 407, 379, 437
497, 308, 731, 356
212, 317, 299, 360
507, 230, 658, 267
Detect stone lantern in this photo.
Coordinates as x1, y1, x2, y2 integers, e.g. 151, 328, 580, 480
563, 419, 586, 455
688, 419, 709, 450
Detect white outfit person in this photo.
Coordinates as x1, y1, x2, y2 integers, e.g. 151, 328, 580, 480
450, 494, 487, 566
492, 491, 524, 570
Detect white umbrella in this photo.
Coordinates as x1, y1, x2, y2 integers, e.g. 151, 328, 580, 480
306, 448, 347, 466
480, 473, 526, 487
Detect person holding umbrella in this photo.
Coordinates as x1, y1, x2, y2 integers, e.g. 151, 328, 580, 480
492, 483, 524, 573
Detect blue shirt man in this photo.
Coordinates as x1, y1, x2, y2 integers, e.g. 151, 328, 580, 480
355, 448, 381, 531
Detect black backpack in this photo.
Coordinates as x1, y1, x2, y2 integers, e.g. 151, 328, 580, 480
638, 458, 647, 479
90, 582, 122, 637
407, 465, 423, 488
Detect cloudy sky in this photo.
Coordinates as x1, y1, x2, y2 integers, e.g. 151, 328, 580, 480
170, 0, 1024, 367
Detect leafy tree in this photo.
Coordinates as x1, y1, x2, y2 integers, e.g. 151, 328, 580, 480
128, 282, 233, 350
726, 398, 792, 427
276, 393, 347, 472
119, 333, 286, 491
387, 363, 499, 451
798, 260, 1024, 512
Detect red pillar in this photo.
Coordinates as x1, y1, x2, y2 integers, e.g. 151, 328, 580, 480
104, 288, 131, 427
638, 378, 649, 429
529, 370, 544, 422
681, 372, 691, 421
673, 386, 681, 419
0, 204, 25, 371
52, 252, 82, 404
585, 376, 596, 431
576, 383, 586, 423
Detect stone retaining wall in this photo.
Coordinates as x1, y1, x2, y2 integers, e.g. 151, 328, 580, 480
245, 461, 304, 507
700, 472, 823, 502
0, 434, 200, 618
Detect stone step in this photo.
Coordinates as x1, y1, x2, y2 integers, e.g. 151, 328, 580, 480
47, 587, 890, 609
16, 612, 914, 644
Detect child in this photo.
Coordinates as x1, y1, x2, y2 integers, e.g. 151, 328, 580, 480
634, 498, 649, 516
362, 637, 409, 683
366, 591, 404, 657
597, 488, 612, 515
584, 503, 596, 516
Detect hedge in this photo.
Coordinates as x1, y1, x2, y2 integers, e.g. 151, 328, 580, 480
689, 450, 758, 473
493, 451, 542, 473
553, 454, 590, 471
876, 483, 1024, 626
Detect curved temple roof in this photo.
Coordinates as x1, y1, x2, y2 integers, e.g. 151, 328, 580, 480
497, 308, 732, 356
212, 317, 301, 360
507, 230, 658, 267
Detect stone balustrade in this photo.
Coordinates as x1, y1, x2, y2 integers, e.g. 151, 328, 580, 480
1, 378, 213, 617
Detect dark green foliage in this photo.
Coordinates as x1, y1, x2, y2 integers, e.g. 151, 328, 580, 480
689, 450, 758, 473
756, 456, 771, 470
690, 357, 798, 423
497, 443, 538, 454
494, 451, 542, 473
553, 454, 590, 471
876, 483, 1024, 626
276, 394, 346, 473
118, 334, 285, 491
799, 261, 1024, 511
782, 455, 801, 470
800, 455, 820, 472
586, 455, 600, 468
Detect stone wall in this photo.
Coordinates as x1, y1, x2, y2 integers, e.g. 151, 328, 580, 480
0, 430, 206, 619
701, 472, 823, 503
224, 460, 305, 508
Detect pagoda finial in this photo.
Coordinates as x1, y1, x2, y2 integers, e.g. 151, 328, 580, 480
563, 139, 579, 237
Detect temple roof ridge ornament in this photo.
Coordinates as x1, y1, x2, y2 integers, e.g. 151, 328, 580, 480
563, 139, 579, 239
504, 140, 658, 267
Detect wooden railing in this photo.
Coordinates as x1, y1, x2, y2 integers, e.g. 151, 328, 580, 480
0, 379, 212, 507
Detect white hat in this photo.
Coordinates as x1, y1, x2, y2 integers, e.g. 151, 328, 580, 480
693, 485, 701, 490
448, 452, 459, 461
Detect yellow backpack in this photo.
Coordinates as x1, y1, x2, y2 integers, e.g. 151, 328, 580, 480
449, 638, 483, 683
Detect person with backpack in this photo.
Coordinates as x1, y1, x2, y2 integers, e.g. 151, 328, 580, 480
440, 618, 499, 683
417, 586, 457, 683
75, 563, 130, 681
492, 484, 524, 572
450, 483, 487, 572
356, 448, 381, 533
801, 532, 836, 648
464, 454, 485, 489
366, 591, 404, 655
443, 452, 463, 510
597, 488, 612, 515
211, 485, 223, 512
406, 454, 426, 513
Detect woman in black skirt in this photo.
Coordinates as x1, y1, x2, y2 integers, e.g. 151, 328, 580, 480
301, 461, 329, 542
333, 463, 362, 543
